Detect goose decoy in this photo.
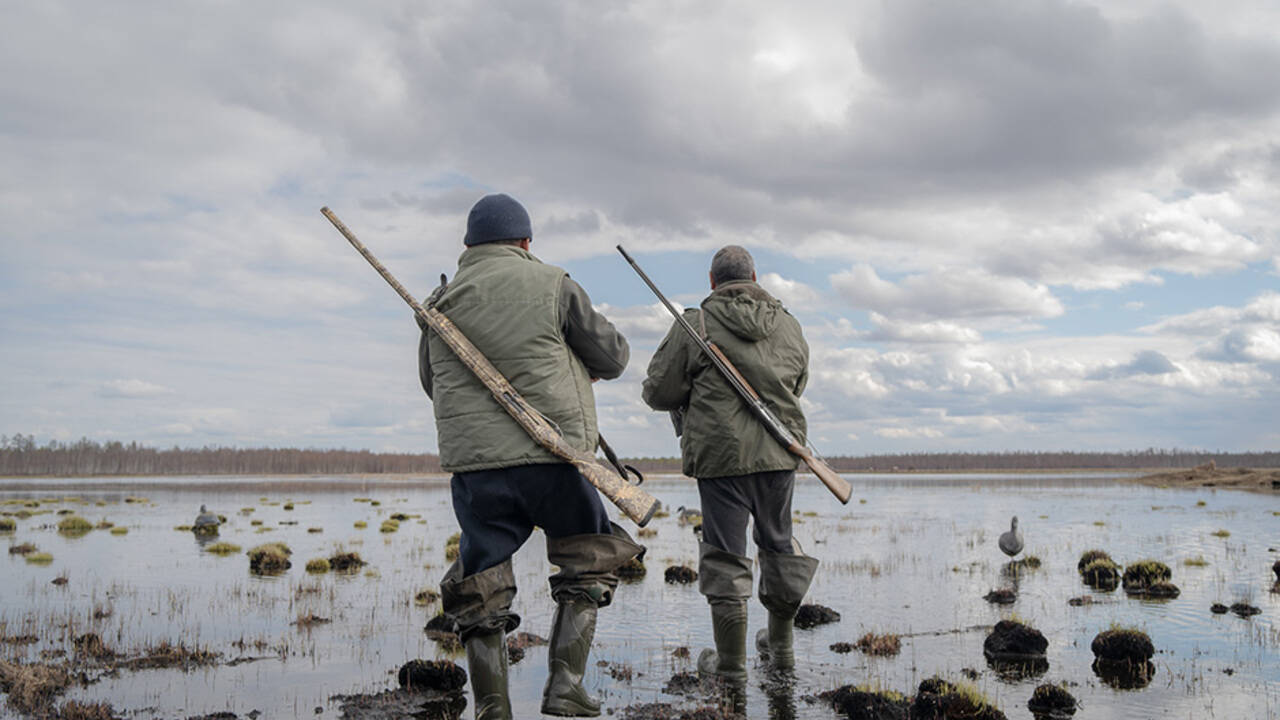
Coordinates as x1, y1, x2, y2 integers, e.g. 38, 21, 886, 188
676, 506, 702, 526
999, 516, 1024, 558
194, 504, 220, 529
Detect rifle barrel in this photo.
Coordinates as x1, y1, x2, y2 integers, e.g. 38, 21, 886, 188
617, 244, 851, 505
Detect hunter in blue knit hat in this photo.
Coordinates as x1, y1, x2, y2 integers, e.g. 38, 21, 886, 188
464, 193, 533, 246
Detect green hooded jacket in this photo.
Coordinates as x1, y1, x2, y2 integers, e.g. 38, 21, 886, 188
421, 243, 629, 472
642, 279, 809, 479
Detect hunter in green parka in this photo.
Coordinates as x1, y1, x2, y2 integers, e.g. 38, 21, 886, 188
642, 278, 809, 479
421, 242, 629, 472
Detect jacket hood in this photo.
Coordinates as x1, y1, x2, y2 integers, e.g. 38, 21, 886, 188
702, 280, 782, 342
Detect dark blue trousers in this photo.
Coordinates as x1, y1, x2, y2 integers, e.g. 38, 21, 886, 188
451, 462, 613, 576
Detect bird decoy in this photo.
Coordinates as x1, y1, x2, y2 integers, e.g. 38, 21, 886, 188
676, 506, 702, 526
194, 504, 220, 529
999, 516, 1024, 558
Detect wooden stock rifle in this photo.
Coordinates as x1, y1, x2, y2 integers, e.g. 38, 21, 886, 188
617, 244, 852, 505
322, 208, 659, 526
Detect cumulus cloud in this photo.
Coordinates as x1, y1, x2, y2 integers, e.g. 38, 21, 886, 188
866, 313, 982, 345
758, 272, 822, 311
99, 379, 173, 399
830, 264, 1063, 321
1087, 350, 1179, 380
594, 302, 680, 342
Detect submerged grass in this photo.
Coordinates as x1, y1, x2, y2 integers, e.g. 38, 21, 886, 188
56, 516, 93, 536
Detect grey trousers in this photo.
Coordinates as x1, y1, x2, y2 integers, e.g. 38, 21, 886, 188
696, 469, 796, 557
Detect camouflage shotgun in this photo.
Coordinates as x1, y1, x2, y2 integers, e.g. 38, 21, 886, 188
322, 208, 659, 527
617, 244, 852, 505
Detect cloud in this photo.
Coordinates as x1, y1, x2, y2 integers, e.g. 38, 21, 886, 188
594, 302, 680, 342
758, 272, 822, 311
866, 313, 982, 345
1087, 350, 1179, 380
1142, 291, 1280, 336
99, 379, 173, 399
831, 264, 1063, 321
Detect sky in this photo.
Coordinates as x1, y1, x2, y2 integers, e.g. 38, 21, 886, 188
1, 0, 1278, 458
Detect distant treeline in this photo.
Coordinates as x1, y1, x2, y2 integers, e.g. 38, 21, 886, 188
583, 448, 1280, 474
1, 435, 1276, 477
0, 435, 442, 476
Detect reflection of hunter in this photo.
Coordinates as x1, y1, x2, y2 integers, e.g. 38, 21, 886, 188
641, 245, 820, 685
419, 194, 643, 719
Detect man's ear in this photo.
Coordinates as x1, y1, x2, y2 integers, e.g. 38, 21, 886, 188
708, 271, 717, 290
519, 238, 531, 251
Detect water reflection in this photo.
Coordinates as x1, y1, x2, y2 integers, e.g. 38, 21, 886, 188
1092, 659, 1156, 690
759, 668, 797, 720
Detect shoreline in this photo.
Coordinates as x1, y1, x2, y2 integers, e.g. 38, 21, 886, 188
1, 467, 1276, 493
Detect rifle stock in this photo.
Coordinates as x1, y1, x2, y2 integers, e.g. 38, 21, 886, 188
323, 207, 659, 527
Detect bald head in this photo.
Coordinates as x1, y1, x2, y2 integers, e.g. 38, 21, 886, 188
710, 245, 756, 288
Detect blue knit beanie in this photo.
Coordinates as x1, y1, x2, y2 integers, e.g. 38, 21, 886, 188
464, 193, 532, 246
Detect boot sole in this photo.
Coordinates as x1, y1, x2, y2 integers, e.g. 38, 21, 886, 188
540, 702, 601, 718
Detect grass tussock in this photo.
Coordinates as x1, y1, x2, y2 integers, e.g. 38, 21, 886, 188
380, 519, 400, 533
855, 632, 902, 656
1123, 560, 1172, 590
0, 517, 15, 532
56, 516, 93, 536
353, 521, 368, 529
121, 641, 220, 670
328, 550, 367, 572
0, 660, 71, 714
1077, 549, 1111, 573
8, 542, 37, 555
415, 588, 440, 606
57, 701, 117, 720
204, 542, 242, 555
25, 552, 54, 565
1211, 529, 1231, 538
305, 558, 330, 573
247, 542, 292, 574
1183, 555, 1209, 567
444, 532, 461, 561
109, 526, 128, 536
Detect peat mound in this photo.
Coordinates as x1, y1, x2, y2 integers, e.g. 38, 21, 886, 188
618, 557, 647, 581
1080, 559, 1120, 590
822, 686, 908, 720
333, 688, 467, 720
1026, 683, 1076, 718
909, 677, 1007, 720
1121, 561, 1172, 595
1230, 603, 1261, 618
983, 589, 1016, 605
983, 620, 1047, 661
795, 604, 841, 630
619, 703, 742, 720
664, 565, 698, 584
1090, 628, 1153, 663
397, 659, 466, 692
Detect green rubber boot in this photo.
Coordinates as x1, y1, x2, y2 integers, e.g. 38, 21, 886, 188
696, 542, 753, 686
465, 629, 511, 720
754, 545, 819, 671
697, 597, 749, 685
541, 596, 602, 717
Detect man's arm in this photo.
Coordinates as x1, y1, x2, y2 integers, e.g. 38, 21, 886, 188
641, 316, 693, 411
417, 319, 434, 399
560, 276, 629, 380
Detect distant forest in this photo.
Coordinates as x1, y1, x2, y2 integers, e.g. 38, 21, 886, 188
1, 434, 1276, 477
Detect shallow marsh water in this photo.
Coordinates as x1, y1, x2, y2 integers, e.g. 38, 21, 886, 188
1, 473, 1278, 719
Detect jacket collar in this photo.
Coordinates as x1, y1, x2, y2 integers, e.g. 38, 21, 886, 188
458, 242, 542, 269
